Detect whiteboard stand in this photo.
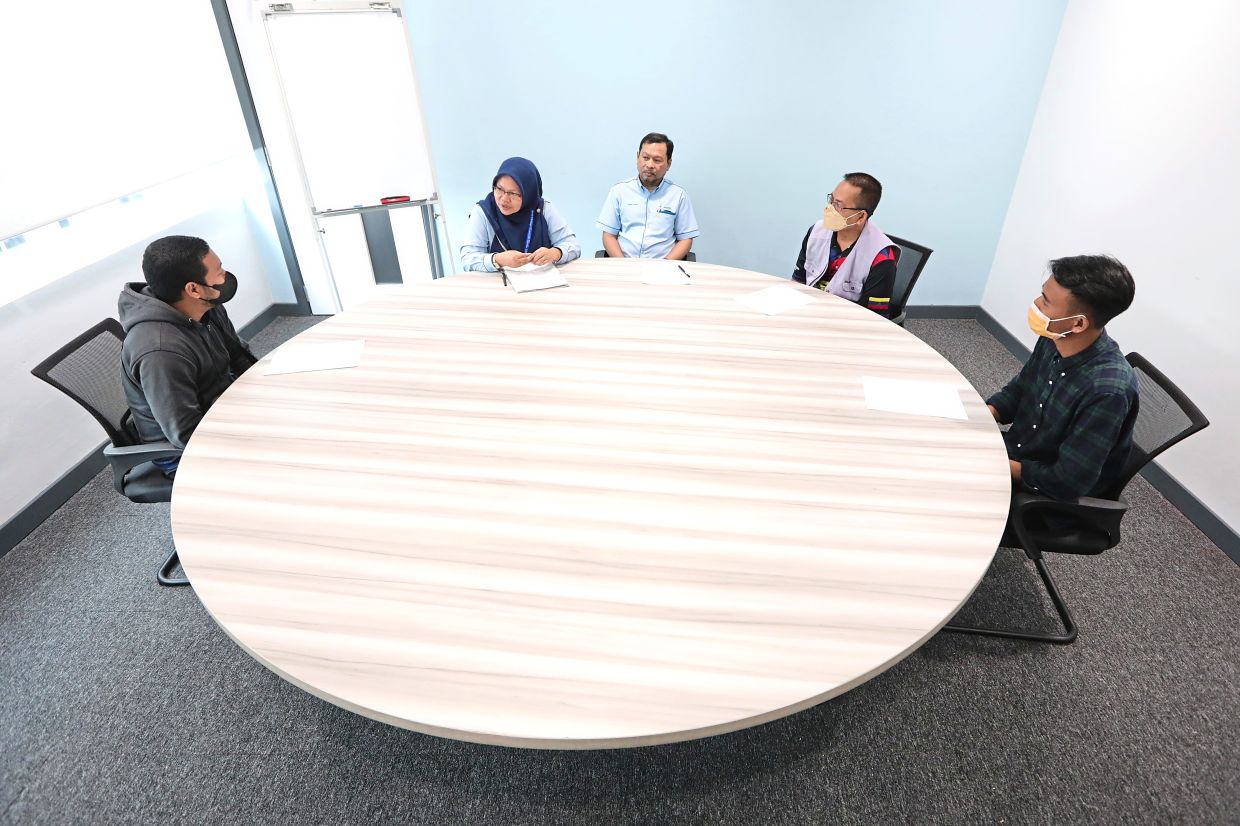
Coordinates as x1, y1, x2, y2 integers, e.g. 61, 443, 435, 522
319, 200, 445, 283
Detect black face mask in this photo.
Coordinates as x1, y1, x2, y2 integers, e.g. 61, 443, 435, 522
199, 271, 238, 305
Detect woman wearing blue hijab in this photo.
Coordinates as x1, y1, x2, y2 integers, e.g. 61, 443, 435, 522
460, 157, 580, 272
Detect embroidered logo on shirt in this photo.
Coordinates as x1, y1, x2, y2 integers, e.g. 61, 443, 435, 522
657, 208, 676, 215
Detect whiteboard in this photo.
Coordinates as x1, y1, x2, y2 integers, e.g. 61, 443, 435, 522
265, 8, 436, 213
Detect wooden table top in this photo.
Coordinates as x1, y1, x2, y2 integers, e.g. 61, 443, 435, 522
172, 258, 1011, 749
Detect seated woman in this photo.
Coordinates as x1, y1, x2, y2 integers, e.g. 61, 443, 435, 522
460, 157, 581, 272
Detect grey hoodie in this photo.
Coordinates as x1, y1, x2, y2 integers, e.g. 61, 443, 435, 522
118, 283, 257, 449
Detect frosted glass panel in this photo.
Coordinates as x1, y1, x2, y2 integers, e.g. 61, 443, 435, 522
0, 0, 249, 239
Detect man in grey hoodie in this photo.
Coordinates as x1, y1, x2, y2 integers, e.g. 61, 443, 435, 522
118, 235, 257, 474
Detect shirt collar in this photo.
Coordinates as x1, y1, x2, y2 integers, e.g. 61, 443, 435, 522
632, 176, 670, 196
1055, 332, 1112, 371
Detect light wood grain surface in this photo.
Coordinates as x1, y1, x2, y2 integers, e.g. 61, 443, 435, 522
171, 258, 1012, 749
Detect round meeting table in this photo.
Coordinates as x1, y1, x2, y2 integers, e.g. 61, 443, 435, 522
171, 257, 1011, 749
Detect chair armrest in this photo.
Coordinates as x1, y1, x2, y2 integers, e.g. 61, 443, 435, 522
1012, 491, 1128, 516
102, 442, 183, 494
1010, 491, 1128, 556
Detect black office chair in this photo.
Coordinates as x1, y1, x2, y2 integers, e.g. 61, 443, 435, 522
884, 235, 933, 327
30, 319, 189, 586
595, 249, 697, 262
946, 352, 1208, 644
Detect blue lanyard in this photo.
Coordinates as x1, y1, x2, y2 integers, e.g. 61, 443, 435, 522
523, 209, 535, 253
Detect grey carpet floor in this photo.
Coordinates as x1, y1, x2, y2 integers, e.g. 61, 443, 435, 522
1, 317, 1236, 825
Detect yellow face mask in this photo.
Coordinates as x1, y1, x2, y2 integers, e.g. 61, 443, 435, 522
822, 204, 862, 232
1027, 302, 1084, 340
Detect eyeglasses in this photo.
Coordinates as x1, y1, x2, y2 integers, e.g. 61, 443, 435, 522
826, 194, 864, 214
493, 185, 522, 201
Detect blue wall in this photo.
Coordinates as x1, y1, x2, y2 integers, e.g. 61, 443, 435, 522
406, 0, 1065, 304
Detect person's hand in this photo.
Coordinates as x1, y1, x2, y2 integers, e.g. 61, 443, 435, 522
987, 404, 1001, 422
1009, 459, 1022, 481
495, 250, 533, 268
529, 247, 562, 265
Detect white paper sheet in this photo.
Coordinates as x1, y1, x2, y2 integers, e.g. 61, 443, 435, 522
734, 285, 815, 316
641, 260, 691, 285
862, 376, 968, 421
265, 339, 366, 376
505, 263, 568, 293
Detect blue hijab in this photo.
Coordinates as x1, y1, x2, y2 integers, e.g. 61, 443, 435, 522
476, 157, 553, 255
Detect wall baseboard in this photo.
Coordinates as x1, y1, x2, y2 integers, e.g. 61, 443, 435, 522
972, 306, 1035, 363
904, 304, 980, 319
0, 443, 105, 561
5, 305, 1237, 567
240, 302, 309, 339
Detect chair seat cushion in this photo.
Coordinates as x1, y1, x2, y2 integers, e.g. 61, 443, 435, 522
123, 461, 174, 503
1029, 527, 1114, 555
1003, 520, 1114, 556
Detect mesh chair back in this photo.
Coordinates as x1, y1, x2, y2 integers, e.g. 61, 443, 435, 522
1108, 352, 1209, 497
30, 318, 136, 447
885, 234, 933, 321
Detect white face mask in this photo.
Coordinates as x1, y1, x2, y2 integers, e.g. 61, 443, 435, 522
822, 204, 862, 232
1027, 302, 1085, 340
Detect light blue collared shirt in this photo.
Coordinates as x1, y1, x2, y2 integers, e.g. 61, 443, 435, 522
595, 177, 700, 259
460, 199, 581, 272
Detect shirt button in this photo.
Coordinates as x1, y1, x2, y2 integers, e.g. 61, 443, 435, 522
1061, 372, 1066, 377
1017, 443, 1022, 448
1048, 380, 1053, 385
1033, 425, 1038, 429
1039, 403, 1043, 408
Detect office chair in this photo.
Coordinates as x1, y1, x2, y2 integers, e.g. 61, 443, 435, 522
884, 235, 933, 327
595, 249, 697, 262
946, 352, 1208, 644
30, 319, 189, 586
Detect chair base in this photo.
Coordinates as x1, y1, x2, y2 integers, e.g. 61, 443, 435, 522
158, 548, 190, 587
944, 556, 1077, 644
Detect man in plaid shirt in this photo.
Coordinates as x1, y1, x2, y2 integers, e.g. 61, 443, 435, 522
987, 255, 1138, 501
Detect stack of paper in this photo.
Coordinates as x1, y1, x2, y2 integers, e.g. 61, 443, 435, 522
734, 285, 814, 316
861, 376, 968, 421
265, 339, 366, 376
505, 262, 568, 293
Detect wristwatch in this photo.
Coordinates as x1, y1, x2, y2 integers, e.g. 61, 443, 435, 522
491, 253, 499, 270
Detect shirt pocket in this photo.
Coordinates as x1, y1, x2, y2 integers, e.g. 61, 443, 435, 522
651, 204, 678, 231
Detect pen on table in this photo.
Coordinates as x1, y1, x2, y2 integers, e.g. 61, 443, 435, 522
677, 265, 691, 279
498, 265, 508, 287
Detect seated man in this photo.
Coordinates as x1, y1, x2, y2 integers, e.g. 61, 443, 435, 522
792, 172, 898, 318
596, 132, 700, 260
988, 254, 1138, 501
118, 235, 257, 474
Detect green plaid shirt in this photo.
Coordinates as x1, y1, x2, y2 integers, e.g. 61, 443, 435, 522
988, 333, 1138, 501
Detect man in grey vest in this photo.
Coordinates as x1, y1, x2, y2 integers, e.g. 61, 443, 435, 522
792, 172, 898, 318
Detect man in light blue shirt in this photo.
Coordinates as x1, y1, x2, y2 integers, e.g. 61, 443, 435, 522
595, 133, 700, 260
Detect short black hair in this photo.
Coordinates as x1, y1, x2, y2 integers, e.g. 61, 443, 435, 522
1049, 254, 1135, 327
142, 235, 210, 303
638, 132, 674, 161
842, 172, 882, 215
